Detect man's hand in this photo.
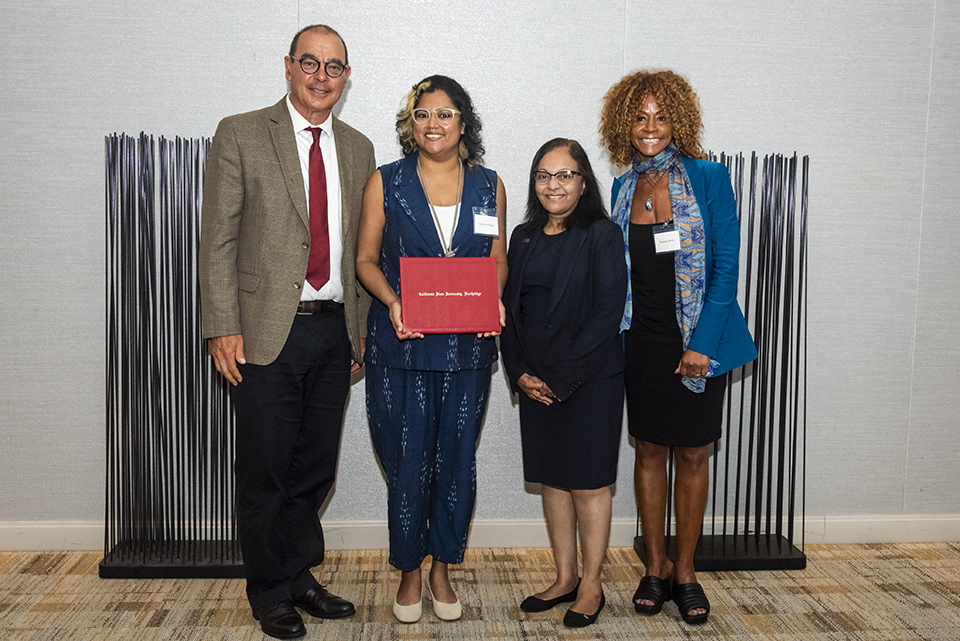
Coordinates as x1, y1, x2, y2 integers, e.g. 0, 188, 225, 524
209, 334, 245, 385
350, 337, 366, 375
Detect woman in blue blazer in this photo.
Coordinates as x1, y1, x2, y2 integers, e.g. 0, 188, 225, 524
600, 70, 757, 625
501, 138, 627, 628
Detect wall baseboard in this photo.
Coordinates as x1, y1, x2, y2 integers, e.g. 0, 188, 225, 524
2, 515, 958, 552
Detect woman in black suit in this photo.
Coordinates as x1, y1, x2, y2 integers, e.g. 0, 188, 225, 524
500, 138, 627, 628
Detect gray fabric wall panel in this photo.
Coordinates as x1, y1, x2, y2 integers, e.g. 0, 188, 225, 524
905, 1, 960, 514
1, 0, 957, 529
0, 0, 296, 522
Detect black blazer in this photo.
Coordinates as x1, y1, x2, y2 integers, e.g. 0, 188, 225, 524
500, 218, 627, 402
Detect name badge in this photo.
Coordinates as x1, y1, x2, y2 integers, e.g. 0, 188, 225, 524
653, 222, 681, 254
473, 207, 499, 237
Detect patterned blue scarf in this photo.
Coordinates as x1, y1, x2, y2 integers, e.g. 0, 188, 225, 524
610, 143, 719, 392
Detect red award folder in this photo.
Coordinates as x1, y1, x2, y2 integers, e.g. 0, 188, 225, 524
400, 257, 500, 334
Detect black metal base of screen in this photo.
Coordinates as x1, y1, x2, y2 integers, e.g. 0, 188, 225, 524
633, 534, 806, 571
99, 541, 244, 578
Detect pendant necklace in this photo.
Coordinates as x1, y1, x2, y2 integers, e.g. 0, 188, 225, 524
418, 156, 464, 257
643, 170, 667, 211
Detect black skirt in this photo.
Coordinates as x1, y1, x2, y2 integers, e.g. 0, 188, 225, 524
520, 372, 624, 489
624, 223, 726, 448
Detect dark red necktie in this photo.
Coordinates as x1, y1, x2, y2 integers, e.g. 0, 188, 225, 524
306, 127, 330, 290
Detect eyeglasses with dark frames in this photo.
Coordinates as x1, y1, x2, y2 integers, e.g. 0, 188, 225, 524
534, 170, 582, 185
291, 56, 346, 78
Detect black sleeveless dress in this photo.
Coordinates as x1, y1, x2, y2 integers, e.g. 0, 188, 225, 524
623, 223, 726, 447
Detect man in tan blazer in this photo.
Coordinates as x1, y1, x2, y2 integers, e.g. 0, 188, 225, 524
198, 24, 375, 640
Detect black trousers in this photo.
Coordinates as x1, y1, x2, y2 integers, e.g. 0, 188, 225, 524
232, 309, 351, 608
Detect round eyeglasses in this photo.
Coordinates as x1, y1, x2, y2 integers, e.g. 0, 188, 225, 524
291, 56, 345, 78
534, 170, 582, 185
412, 108, 461, 125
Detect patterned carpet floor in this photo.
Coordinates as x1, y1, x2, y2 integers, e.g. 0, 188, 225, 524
2, 543, 960, 640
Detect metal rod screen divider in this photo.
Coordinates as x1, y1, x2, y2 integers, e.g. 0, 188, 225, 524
635, 152, 808, 571
102, 133, 241, 578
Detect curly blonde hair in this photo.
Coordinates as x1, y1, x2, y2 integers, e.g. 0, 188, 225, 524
599, 69, 705, 166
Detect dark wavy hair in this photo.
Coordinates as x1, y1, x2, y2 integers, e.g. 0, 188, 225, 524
396, 75, 485, 169
521, 138, 607, 232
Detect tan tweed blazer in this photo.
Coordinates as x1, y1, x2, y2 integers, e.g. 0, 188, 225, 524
198, 98, 376, 365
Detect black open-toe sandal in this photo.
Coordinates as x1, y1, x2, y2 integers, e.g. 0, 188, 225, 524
671, 580, 710, 625
632, 575, 671, 615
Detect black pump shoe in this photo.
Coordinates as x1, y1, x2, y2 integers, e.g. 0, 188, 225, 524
520, 579, 580, 613
563, 592, 605, 628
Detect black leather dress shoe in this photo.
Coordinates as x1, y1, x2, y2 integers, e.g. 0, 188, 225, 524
293, 586, 356, 619
251, 600, 305, 639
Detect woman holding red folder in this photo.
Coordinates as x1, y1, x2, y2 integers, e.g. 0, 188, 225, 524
356, 75, 507, 623
500, 138, 627, 628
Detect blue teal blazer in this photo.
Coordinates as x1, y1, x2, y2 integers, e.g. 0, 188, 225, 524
612, 156, 757, 375
364, 153, 500, 372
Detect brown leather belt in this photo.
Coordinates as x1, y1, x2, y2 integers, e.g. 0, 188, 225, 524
296, 299, 344, 315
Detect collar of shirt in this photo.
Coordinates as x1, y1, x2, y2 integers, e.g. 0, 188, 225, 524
285, 93, 333, 134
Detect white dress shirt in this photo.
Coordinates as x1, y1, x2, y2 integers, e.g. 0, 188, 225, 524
286, 94, 344, 303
